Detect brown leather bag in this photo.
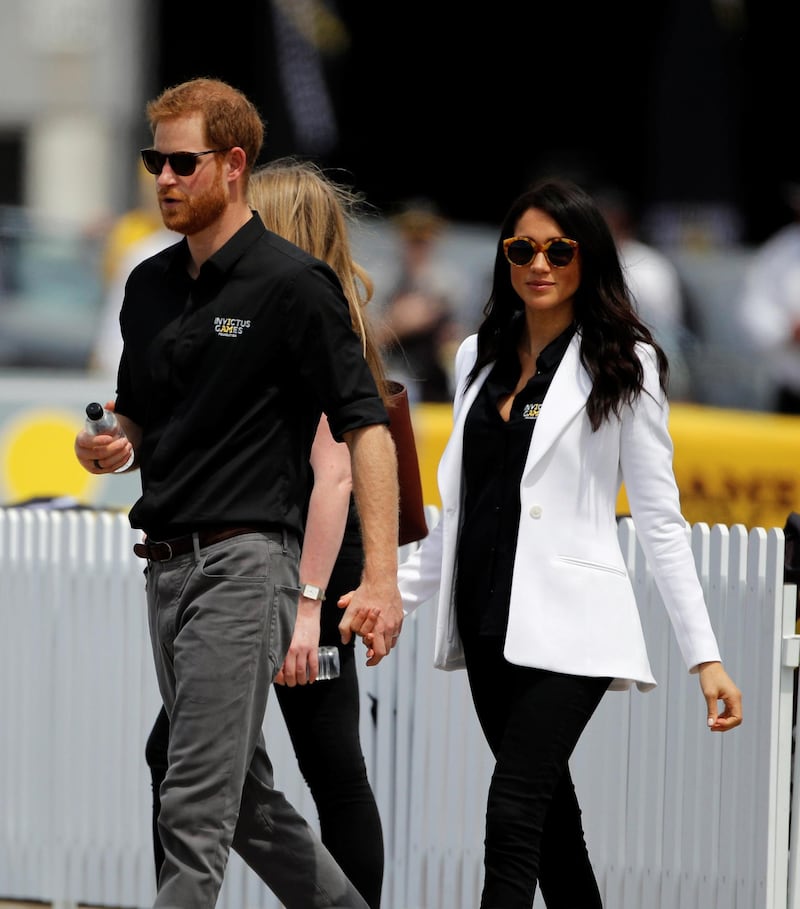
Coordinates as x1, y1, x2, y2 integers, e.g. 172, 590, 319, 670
385, 381, 428, 546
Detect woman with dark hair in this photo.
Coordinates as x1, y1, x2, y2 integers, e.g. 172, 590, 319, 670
366, 177, 742, 907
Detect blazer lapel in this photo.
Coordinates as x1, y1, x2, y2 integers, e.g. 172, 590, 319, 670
439, 361, 491, 507
524, 333, 591, 471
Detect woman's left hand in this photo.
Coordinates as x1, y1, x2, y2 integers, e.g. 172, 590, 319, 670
698, 661, 743, 731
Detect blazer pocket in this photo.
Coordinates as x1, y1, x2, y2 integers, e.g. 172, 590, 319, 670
556, 555, 627, 577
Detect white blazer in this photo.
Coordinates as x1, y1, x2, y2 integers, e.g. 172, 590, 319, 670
398, 332, 721, 692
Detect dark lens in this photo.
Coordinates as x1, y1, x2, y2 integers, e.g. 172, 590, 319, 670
168, 152, 198, 176
506, 239, 534, 266
140, 149, 165, 175
546, 240, 575, 267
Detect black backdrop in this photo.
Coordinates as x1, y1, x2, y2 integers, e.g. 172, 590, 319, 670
152, 0, 796, 244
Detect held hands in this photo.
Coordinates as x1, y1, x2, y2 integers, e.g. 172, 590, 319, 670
338, 580, 403, 666
698, 661, 743, 732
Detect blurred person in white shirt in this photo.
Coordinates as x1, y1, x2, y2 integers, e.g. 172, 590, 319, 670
596, 186, 694, 400
737, 181, 800, 414
90, 225, 177, 376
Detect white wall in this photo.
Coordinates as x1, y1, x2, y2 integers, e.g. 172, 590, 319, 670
0, 0, 149, 225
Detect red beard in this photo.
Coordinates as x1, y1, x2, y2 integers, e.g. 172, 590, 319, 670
159, 170, 227, 235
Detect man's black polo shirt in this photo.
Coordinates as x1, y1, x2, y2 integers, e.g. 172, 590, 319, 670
115, 212, 388, 540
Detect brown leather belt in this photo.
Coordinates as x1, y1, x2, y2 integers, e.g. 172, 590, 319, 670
133, 526, 270, 561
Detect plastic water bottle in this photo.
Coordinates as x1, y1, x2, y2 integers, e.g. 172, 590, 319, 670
315, 645, 341, 681
85, 402, 135, 472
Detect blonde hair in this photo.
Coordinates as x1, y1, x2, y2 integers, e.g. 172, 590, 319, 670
249, 157, 389, 401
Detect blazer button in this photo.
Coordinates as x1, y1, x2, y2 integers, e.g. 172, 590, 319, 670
529, 505, 543, 518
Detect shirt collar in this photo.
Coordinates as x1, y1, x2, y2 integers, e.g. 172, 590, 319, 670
494, 318, 577, 384
537, 321, 577, 373
197, 210, 266, 279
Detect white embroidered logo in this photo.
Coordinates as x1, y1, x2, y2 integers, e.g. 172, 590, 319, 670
214, 317, 251, 338
522, 403, 541, 420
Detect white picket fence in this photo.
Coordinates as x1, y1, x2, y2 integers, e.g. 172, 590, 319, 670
0, 506, 797, 909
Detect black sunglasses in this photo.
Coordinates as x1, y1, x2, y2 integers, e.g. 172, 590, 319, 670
140, 147, 232, 177
503, 236, 579, 268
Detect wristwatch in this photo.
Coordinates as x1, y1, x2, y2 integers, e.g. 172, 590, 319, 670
300, 583, 326, 601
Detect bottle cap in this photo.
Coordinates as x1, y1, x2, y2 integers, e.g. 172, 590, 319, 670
86, 402, 104, 421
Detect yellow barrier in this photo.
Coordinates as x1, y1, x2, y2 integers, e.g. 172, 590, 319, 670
411, 402, 800, 532
0, 371, 797, 533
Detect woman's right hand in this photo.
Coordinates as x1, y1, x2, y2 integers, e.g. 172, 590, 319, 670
275, 602, 321, 686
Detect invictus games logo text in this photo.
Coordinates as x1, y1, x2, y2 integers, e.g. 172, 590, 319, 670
214, 317, 251, 338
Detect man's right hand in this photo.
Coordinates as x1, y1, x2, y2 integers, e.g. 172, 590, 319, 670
338, 583, 403, 666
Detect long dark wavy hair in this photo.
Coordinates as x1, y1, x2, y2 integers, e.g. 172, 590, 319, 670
468, 178, 669, 431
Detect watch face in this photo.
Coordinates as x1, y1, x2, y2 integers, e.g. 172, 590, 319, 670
302, 584, 324, 601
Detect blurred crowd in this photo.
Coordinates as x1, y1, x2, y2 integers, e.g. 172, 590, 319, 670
2, 161, 799, 418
